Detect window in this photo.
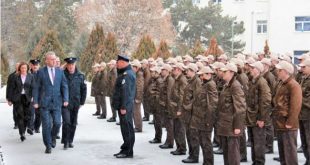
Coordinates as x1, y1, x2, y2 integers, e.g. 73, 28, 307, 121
294, 50, 309, 64
295, 16, 310, 32
192, 0, 200, 4
257, 20, 267, 34
213, 0, 222, 3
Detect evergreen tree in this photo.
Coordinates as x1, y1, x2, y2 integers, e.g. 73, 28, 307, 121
189, 40, 205, 57
40, 0, 77, 53
31, 30, 66, 65
154, 40, 171, 60
80, 24, 105, 77
204, 37, 224, 58
72, 32, 89, 59
1, 44, 10, 86
104, 32, 119, 62
132, 35, 156, 60
264, 40, 270, 56
170, 0, 245, 54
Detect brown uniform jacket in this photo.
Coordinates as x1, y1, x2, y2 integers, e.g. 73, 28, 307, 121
182, 76, 201, 124
147, 76, 160, 114
217, 76, 246, 137
190, 79, 218, 131
91, 72, 102, 96
107, 67, 117, 97
135, 70, 144, 103
170, 74, 188, 118
143, 67, 151, 94
263, 71, 277, 96
236, 71, 249, 94
273, 76, 302, 130
246, 75, 272, 127
299, 75, 310, 120
159, 75, 175, 116
98, 69, 108, 96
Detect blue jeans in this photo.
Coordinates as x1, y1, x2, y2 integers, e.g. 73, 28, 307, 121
40, 107, 61, 148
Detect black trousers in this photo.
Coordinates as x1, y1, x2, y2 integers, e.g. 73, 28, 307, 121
277, 130, 298, 165
34, 108, 41, 131
118, 110, 135, 156
248, 126, 266, 165
300, 120, 310, 165
61, 106, 79, 144
12, 104, 18, 127
15, 95, 31, 136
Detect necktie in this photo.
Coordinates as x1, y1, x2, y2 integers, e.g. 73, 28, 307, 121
51, 68, 55, 83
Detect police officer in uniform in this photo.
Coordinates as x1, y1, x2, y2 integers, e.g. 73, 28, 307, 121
112, 55, 136, 158
61, 57, 87, 149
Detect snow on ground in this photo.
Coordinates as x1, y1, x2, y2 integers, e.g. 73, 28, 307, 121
0, 84, 307, 165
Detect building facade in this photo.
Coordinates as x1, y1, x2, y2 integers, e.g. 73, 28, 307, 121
192, 0, 310, 58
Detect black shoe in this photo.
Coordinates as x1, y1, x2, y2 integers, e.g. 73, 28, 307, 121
116, 122, 120, 125
13, 125, 18, 129
69, 143, 74, 148
159, 144, 173, 149
213, 148, 223, 154
20, 135, 26, 142
97, 115, 106, 119
212, 142, 219, 148
171, 150, 186, 155
64, 143, 69, 150
246, 141, 251, 147
27, 128, 34, 135
35, 129, 40, 133
265, 148, 274, 154
107, 117, 116, 122
45, 147, 52, 154
297, 146, 303, 153
182, 158, 199, 163
113, 152, 122, 157
56, 135, 60, 139
134, 128, 142, 133
92, 112, 100, 116
115, 153, 133, 158
273, 157, 280, 162
142, 117, 149, 121
52, 138, 56, 148
148, 120, 154, 125
149, 139, 161, 144
240, 156, 247, 162
273, 137, 277, 141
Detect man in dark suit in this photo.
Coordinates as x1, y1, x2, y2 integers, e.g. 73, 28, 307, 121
112, 55, 136, 158
33, 51, 69, 154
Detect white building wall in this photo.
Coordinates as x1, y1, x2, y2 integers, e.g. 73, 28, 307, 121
192, 0, 310, 55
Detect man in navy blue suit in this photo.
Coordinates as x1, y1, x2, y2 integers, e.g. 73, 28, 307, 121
33, 51, 69, 154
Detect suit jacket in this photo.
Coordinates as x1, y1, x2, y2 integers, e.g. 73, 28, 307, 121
33, 67, 69, 110
11, 73, 35, 104
6, 71, 17, 102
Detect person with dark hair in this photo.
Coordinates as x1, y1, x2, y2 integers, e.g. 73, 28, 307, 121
10, 62, 35, 141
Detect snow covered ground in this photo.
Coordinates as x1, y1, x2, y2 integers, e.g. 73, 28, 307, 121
0, 84, 307, 165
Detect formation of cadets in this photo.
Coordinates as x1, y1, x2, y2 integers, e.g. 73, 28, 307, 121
92, 51, 310, 165
5, 50, 310, 164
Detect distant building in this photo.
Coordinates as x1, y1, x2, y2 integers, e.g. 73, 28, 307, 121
183, 0, 310, 58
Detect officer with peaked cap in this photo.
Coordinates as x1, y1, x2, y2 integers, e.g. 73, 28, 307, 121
112, 55, 136, 158
61, 57, 87, 149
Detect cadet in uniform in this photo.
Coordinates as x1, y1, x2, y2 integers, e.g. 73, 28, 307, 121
217, 63, 246, 165
246, 61, 271, 164
148, 66, 162, 143
273, 61, 302, 165
97, 62, 108, 119
107, 60, 118, 122
112, 55, 136, 158
190, 66, 218, 165
61, 57, 87, 149
141, 59, 152, 121
170, 63, 188, 155
159, 64, 175, 149
91, 63, 101, 116
298, 59, 310, 165
131, 60, 144, 132
181, 63, 201, 163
